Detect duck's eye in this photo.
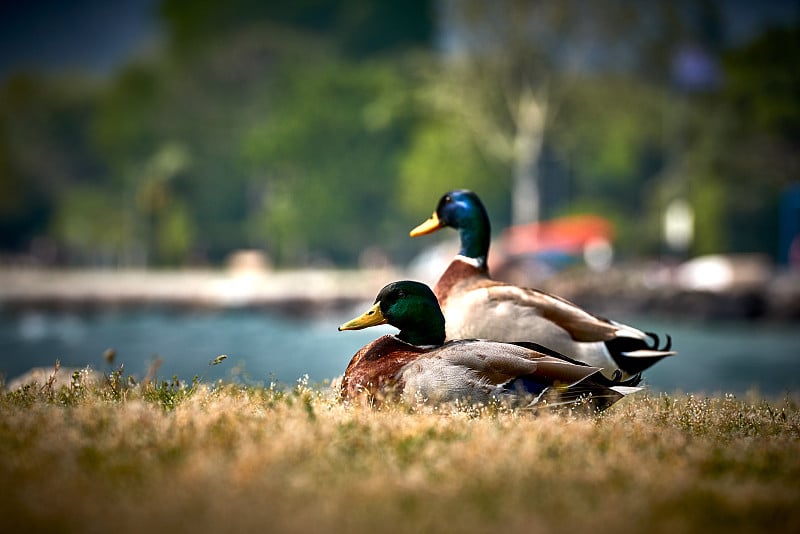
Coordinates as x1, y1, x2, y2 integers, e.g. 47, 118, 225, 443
444, 195, 452, 203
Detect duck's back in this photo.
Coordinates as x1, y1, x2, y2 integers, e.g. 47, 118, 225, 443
436, 274, 643, 375
399, 339, 598, 404
398, 340, 532, 404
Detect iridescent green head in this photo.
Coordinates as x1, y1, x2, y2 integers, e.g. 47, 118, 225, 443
339, 281, 445, 346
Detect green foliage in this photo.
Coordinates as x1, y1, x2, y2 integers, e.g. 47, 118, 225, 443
0, 74, 105, 251
92, 64, 164, 172
140, 375, 201, 410
549, 77, 669, 253
691, 175, 727, 255
0, 3, 796, 265
555, 78, 667, 189
399, 119, 510, 226
51, 186, 134, 263
2, 353, 233, 412
243, 56, 423, 264
724, 23, 800, 139
160, 0, 434, 59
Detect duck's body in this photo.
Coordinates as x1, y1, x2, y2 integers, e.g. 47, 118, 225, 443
411, 190, 676, 382
339, 281, 638, 410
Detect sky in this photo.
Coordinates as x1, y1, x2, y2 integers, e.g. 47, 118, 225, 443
721, 0, 800, 43
0, 0, 797, 81
0, 0, 160, 79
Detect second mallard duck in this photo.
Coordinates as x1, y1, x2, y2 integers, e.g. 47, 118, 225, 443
338, 280, 639, 410
410, 190, 676, 382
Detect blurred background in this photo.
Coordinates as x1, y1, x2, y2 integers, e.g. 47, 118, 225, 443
1, 0, 798, 394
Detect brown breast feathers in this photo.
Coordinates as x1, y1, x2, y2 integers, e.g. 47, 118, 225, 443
340, 335, 427, 403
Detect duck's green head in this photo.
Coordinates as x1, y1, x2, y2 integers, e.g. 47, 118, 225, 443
409, 189, 491, 262
338, 281, 445, 346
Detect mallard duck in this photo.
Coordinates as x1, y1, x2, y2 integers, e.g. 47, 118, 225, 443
337, 280, 640, 410
410, 189, 675, 382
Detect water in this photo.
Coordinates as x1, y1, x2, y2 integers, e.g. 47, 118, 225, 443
0, 308, 393, 388
1, 309, 799, 396
631, 317, 800, 396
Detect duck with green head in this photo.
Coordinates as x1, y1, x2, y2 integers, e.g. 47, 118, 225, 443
410, 190, 676, 383
338, 280, 638, 409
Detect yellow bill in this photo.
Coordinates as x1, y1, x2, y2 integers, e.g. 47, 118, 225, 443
338, 303, 387, 331
409, 212, 444, 237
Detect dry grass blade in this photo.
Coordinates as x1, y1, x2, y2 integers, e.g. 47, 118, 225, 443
1, 377, 798, 534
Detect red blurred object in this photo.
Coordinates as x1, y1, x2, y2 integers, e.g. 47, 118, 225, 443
500, 215, 615, 256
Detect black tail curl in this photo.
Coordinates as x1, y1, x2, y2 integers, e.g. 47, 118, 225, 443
646, 332, 672, 351
510, 331, 674, 385
605, 331, 675, 376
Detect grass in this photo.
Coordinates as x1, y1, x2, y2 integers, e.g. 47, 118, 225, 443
1, 364, 799, 534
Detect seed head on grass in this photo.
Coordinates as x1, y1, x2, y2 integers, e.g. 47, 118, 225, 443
2, 375, 799, 534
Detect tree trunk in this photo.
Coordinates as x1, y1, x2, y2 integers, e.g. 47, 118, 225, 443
511, 87, 548, 227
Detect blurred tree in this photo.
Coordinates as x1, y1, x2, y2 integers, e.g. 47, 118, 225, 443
715, 20, 800, 255
137, 143, 192, 264
51, 186, 134, 265
0, 74, 106, 259
1, 0, 795, 268
409, 0, 687, 250
655, 17, 800, 257
549, 76, 669, 254
724, 22, 800, 140
0, 124, 49, 251
398, 116, 510, 227
85, 0, 437, 267
243, 55, 421, 265
91, 28, 313, 264
430, 0, 557, 227
160, 0, 433, 59
92, 64, 164, 180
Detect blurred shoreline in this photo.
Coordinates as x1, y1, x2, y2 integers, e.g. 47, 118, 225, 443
0, 263, 798, 322
535, 264, 800, 323
0, 267, 398, 317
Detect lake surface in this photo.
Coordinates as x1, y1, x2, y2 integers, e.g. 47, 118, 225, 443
1, 308, 799, 396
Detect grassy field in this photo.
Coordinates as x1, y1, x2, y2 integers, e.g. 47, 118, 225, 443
1, 367, 799, 534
